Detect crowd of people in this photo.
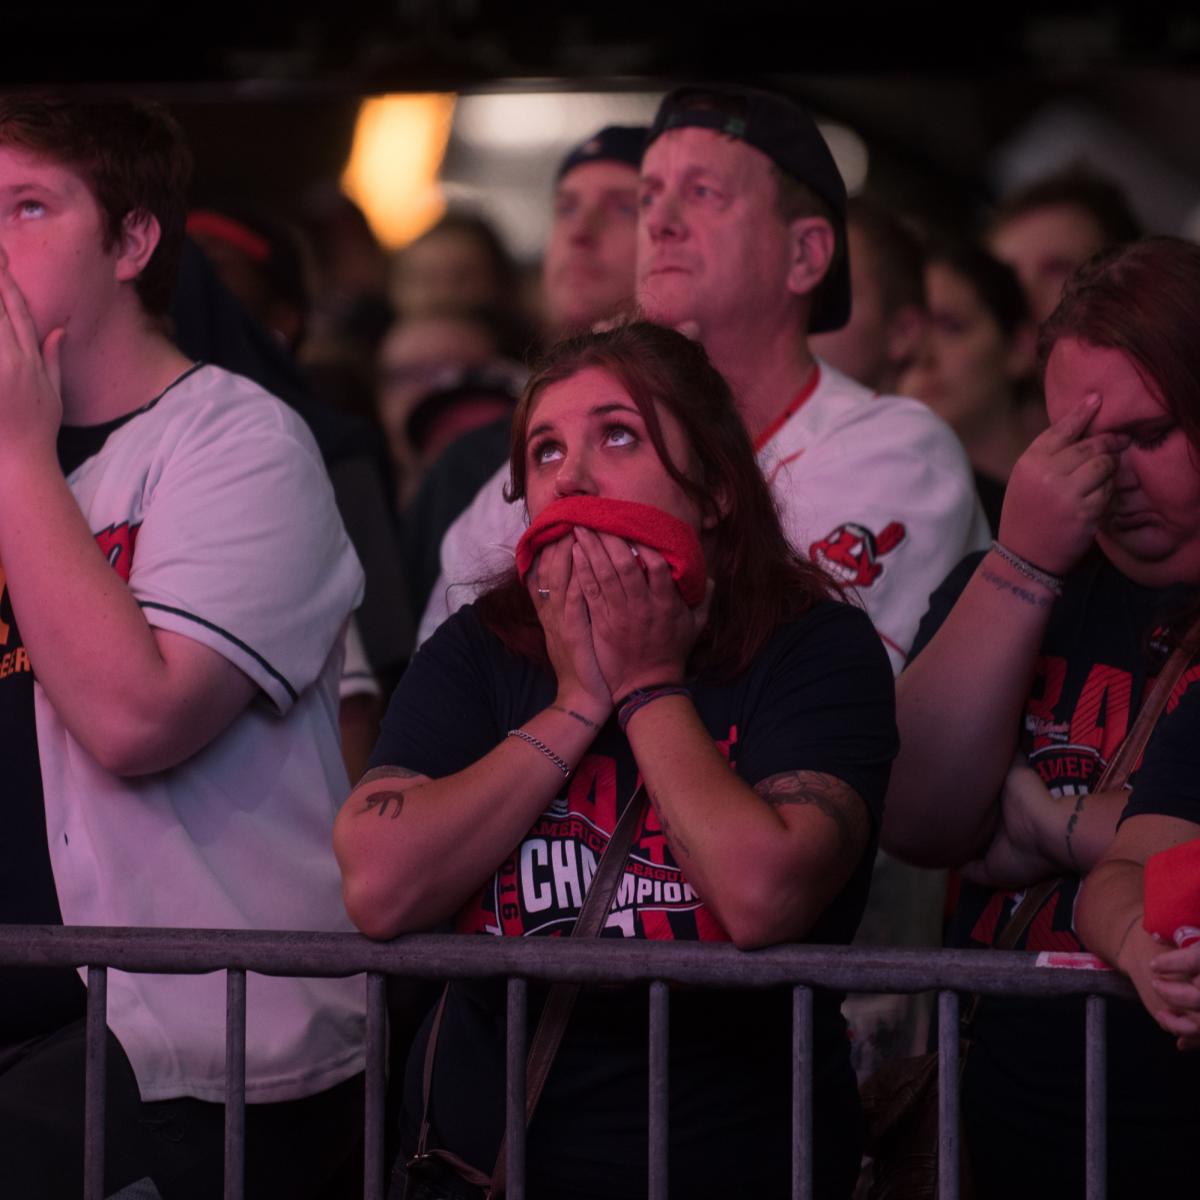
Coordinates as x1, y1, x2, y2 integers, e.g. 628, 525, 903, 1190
1, 82, 1199, 1200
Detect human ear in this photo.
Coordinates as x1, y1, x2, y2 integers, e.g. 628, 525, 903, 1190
785, 216, 835, 298
114, 210, 162, 285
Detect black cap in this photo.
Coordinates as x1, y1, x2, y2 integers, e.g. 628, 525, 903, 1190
647, 85, 850, 333
556, 125, 648, 182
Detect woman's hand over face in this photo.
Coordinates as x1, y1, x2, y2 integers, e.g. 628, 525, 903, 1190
999, 393, 1130, 577
530, 537, 612, 721
571, 526, 712, 700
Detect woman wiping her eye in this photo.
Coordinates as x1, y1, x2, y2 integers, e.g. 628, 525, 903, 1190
334, 321, 897, 1200
883, 237, 1200, 1198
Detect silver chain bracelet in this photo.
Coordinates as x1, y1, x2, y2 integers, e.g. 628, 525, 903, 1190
506, 728, 571, 778
989, 539, 1065, 597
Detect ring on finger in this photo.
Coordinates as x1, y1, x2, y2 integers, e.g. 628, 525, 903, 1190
536, 586, 551, 599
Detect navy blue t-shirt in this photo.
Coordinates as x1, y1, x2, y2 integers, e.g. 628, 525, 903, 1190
372, 597, 897, 1199
911, 549, 1200, 1199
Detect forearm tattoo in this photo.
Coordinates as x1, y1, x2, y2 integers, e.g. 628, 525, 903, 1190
354, 765, 422, 819
980, 565, 1055, 610
754, 770, 866, 855
651, 791, 691, 858
551, 704, 599, 731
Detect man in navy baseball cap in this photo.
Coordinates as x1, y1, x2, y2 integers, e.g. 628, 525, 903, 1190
542, 124, 647, 335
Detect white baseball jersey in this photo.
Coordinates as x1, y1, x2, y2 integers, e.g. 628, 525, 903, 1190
36, 363, 367, 1103
418, 361, 990, 674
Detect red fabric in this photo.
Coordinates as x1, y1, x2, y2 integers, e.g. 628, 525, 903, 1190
1144, 837, 1200, 945
186, 211, 271, 262
515, 497, 707, 605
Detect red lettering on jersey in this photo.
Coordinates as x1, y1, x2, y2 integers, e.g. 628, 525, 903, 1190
1024, 889, 1080, 954
94, 522, 141, 584
640, 910, 676, 940
1068, 663, 1131, 760
495, 853, 525, 937
1025, 655, 1066, 751
1167, 664, 1200, 715
694, 905, 730, 942
971, 891, 1006, 946
715, 724, 738, 764
567, 755, 618, 834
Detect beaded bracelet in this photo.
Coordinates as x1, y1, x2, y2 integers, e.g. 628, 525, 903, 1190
506, 728, 571, 778
618, 685, 691, 733
613, 681, 686, 708
989, 539, 1064, 597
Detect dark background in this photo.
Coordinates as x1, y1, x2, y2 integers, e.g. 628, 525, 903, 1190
15, 1, 1200, 242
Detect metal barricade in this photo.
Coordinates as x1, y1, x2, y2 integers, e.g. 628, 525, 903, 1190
0, 927, 1136, 1200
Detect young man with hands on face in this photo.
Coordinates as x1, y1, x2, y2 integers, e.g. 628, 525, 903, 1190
0, 95, 366, 1198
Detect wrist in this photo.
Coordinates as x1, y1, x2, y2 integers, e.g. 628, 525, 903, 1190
612, 673, 686, 706
553, 689, 612, 727
1114, 913, 1153, 975
618, 684, 691, 734
989, 540, 1065, 596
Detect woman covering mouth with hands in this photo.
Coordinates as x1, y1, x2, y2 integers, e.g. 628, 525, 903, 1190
335, 321, 896, 1200
882, 237, 1200, 1198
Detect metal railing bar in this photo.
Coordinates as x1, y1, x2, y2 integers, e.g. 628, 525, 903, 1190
1085, 994, 1107, 1200
364, 973, 387, 1200
0, 928, 1138, 1000
648, 981, 669, 1200
224, 968, 247, 1200
791, 985, 813, 1200
505, 977, 528, 1200
83, 964, 108, 1200
937, 990, 959, 1200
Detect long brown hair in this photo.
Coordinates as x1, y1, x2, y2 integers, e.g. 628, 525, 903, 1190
476, 321, 839, 677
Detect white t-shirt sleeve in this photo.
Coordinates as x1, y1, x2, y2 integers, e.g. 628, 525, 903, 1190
127, 397, 364, 713
417, 462, 527, 646
771, 396, 990, 674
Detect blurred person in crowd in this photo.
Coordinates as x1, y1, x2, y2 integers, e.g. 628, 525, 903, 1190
401, 126, 645, 620
391, 210, 518, 323
187, 202, 313, 351
884, 237, 1200, 1199
540, 124, 646, 336
811, 195, 928, 394
376, 309, 526, 509
987, 165, 1142, 325
900, 242, 1036, 533
421, 84, 988, 671
0, 94, 366, 1198
299, 182, 394, 358
177, 207, 414, 774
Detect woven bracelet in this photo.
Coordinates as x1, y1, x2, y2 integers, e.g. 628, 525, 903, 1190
506, 728, 571, 778
989, 540, 1064, 597
618, 685, 691, 734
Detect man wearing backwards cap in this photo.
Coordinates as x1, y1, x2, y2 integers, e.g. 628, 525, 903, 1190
541, 123, 646, 335
639, 85, 988, 1077
420, 88, 987, 677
